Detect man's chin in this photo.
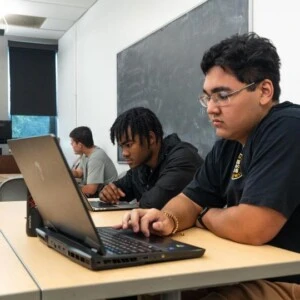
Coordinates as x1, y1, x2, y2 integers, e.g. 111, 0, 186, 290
127, 162, 137, 169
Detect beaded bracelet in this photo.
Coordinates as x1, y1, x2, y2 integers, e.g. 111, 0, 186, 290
162, 211, 179, 235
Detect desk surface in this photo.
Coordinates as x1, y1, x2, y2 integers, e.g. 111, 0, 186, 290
0, 230, 39, 300
1, 201, 300, 300
0, 173, 23, 183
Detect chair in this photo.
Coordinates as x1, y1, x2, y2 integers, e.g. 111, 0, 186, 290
0, 177, 27, 201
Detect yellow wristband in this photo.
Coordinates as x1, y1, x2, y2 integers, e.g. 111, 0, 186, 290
162, 211, 179, 235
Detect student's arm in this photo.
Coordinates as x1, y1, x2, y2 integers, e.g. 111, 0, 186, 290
81, 183, 99, 197
121, 193, 202, 237
84, 153, 106, 196
72, 168, 83, 178
121, 195, 286, 245
100, 171, 135, 203
100, 183, 126, 203
199, 204, 286, 245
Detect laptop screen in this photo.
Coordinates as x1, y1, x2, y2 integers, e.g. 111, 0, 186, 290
8, 135, 105, 252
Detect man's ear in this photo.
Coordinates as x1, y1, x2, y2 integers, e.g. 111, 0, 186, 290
259, 79, 274, 105
148, 131, 157, 145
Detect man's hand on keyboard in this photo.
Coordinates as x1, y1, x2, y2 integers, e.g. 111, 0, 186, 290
117, 208, 174, 237
99, 183, 126, 204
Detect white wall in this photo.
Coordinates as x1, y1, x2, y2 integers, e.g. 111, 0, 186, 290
56, 26, 77, 163
253, 1, 300, 105
58, 0, 205, 171
56, 0, 300, 171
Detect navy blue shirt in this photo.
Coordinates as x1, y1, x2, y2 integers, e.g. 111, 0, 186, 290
183, 102, 300, 283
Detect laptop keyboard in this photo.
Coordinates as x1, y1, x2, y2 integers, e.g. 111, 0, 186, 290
97, 227, 162, 255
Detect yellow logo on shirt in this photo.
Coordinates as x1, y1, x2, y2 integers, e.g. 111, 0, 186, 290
232, 152, 243, 180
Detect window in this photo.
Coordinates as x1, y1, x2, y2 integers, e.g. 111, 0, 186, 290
8, 41, 58, 138
11, 115, 56, 138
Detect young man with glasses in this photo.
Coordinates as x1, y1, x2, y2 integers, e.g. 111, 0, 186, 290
119, 33, 300, 299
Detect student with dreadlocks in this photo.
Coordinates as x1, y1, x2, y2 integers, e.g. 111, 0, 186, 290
99, 107, 203, 209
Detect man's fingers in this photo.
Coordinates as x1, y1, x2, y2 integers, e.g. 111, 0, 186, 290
122, 211, 132, 229
129, 209, 145, 232
122, 209, 148, 233
119, 208, 173, 237
117, 188, 126, 197
100, 183, 124, 203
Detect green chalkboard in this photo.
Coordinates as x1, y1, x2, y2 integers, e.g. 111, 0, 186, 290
117, 0, 249, 161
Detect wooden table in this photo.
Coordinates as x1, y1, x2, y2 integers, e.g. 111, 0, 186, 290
0, 201, 300, 300
0, 230, 40, 300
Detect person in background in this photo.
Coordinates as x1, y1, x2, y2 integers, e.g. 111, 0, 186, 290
70, 126, 118, 197
100, 107, 203, 208
120, 33, 300, 299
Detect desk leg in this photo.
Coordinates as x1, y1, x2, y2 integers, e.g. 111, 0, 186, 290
160, 291, 181, 300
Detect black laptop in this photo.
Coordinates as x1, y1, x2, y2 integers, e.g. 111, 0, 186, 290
85, 197, 139, 211
8, 135, 205, 270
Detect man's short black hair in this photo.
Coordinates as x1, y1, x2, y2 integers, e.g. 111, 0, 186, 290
201, 32, 281, 101
110, 107, 164, 146
69, 126, 94, 148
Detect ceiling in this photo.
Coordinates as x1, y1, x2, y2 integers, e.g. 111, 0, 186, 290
0, 0, 98, 40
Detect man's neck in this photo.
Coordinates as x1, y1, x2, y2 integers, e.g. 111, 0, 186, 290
83, 145, 96, 157
146, 141, 162, 170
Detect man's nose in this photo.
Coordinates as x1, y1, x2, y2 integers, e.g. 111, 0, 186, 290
206, 100, 220, 114
122, 148, 129, 157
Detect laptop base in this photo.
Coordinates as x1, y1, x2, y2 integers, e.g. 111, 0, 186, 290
36, 226, 205, 270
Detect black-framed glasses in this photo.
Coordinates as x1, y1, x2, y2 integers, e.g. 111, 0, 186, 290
198, 82, 256, 108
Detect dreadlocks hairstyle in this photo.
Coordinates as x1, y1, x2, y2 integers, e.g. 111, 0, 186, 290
201, 32, 281, 101
110, 107, 164, 146
69, 126, 94, 148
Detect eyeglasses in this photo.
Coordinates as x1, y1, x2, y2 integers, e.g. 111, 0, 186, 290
198, 82, 256, 108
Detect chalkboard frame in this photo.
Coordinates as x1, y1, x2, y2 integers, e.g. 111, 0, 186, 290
117, 0, 251, 163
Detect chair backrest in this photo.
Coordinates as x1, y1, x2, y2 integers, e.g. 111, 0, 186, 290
0, 177, 27, 201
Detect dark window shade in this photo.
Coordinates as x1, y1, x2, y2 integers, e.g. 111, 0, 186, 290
9, 43, 57, 116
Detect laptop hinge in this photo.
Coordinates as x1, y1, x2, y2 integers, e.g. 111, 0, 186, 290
44, 221, 58, 232
85, 236, 103, 253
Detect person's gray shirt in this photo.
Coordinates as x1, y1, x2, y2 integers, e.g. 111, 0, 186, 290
79, 146, 118, 185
